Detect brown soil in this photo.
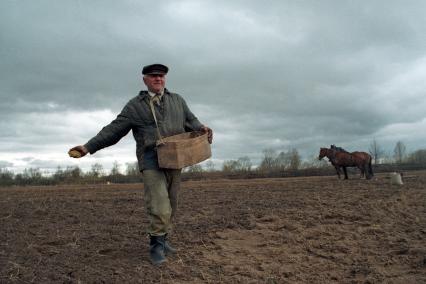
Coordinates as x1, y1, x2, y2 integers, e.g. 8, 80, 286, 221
1, 171, 425, 283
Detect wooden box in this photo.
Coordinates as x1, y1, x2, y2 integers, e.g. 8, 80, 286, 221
157, 131, 211, 169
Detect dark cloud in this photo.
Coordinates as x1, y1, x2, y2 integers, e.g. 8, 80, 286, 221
1, 1, 426, 172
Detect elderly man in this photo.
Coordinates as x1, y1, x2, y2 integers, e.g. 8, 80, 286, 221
69, 64, 213, 265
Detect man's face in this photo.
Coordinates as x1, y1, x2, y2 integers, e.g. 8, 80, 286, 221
143, 74, 166, 93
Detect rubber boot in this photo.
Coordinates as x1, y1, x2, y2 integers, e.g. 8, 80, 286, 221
149, 235, 166, 265
164, 234, 176, 255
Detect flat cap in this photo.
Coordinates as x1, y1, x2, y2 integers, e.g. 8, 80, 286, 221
142, 63, 169, 75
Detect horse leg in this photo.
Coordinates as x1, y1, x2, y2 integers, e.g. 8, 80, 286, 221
364, 161, 371, 179
359, 166, 365, 179
365, 163, 370, 179
343, 167, 348, 179
334, 166, 341, 179
367, 159, 374, 179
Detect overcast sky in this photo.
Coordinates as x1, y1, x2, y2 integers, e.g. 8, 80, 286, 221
1, 0, 426, 173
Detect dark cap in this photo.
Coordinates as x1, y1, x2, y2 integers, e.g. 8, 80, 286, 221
142, 64, 169, 75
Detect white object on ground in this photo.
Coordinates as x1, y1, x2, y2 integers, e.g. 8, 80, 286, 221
390, 172, 403, 185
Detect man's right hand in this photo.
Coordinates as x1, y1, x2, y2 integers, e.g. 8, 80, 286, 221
200, 126, 213, 144
68, 145, 89, 158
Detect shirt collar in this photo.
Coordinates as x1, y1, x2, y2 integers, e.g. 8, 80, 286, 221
138, 88, 169, 101
148, 89, 164, 98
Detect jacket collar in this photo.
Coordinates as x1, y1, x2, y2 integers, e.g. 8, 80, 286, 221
138, 88, 171, 101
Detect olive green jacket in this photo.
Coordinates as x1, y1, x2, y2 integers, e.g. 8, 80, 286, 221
84, 89, 203, 171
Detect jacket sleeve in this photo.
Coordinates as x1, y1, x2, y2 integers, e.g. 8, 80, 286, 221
181, 97, 203, 131
84, 104, 133, 154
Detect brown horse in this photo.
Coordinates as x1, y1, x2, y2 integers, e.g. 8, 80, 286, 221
319, 147, 373, 180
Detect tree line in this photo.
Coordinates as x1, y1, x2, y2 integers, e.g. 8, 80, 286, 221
368, 140, 426, 165
1, 141, 426, 186
0, 162, 142, 187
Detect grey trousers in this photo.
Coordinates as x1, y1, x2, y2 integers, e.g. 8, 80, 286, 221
142, 169, 181, 236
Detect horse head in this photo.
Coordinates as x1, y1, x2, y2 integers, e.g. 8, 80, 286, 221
318, 148, 329, 160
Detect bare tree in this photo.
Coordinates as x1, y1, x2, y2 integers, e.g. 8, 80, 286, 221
0, 168, 14, 186
275, 151, 291, 170
108, 161, 123, 183
302, 154, 328, 168
393, 141, 406, 164
289, 148, 301, 170
259, 148, 277, 171
110, 161, 121, 176
273, 149, 301, 170
204, 160, 215, 172
237, 156, 252, 172
369, 139, 384, 164
186, 164, 203, 173
90, 163, 104, 178
126, 162, 139, 176
66, 166, 82, 179
222, 160, 242, 172
407, 149, 426, 164
381, 150, 394, 164
222, 157, 252, 173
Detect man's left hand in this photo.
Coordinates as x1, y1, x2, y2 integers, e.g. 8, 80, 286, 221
201, 126, 213, 144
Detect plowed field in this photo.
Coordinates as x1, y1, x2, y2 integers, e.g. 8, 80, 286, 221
1, 171, 425, 283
